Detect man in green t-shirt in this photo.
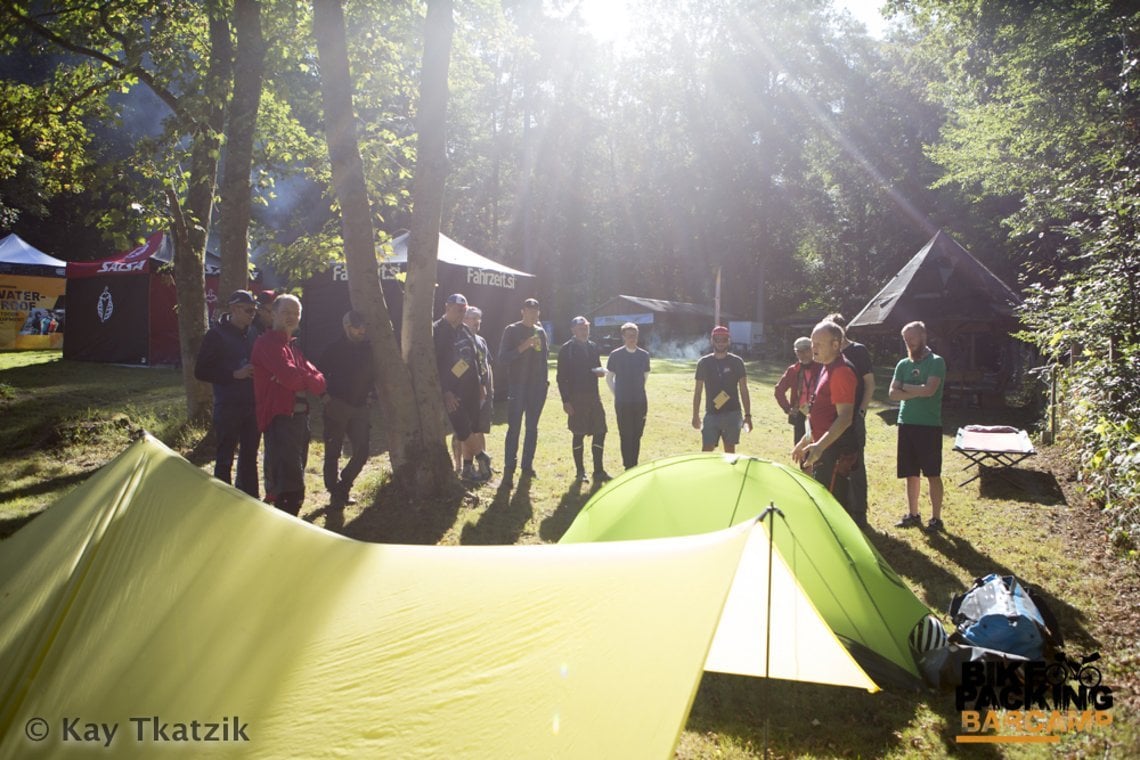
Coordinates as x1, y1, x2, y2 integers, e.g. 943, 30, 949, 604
888, 321, 947, 532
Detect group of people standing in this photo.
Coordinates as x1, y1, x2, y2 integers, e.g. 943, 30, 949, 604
434, 295, 761, 490
434, 295, 653, 489
196, 289, 372, 517
780, 315, 945, 532
200, 286, 946, 534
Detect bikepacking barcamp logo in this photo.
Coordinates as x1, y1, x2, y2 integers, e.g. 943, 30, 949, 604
956, 652, 1113, 744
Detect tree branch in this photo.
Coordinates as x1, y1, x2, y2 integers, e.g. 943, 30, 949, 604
1, 0, 193, 127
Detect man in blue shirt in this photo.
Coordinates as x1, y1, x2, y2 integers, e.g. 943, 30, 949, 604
606, 322, 651, 469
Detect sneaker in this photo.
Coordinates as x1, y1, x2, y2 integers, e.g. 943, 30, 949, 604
475, 452, 493, 479
895, 513, 922, 529
592, 470, 613, 483
521, 468, 538, 479
461, 465, 482, 483
575, 470, 590, 483
925, 517, 945, 533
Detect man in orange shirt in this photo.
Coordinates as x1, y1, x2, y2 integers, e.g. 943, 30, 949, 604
792, 320, 862, 526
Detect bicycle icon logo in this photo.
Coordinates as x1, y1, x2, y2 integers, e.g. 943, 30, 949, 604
1045, 652, 1102, 688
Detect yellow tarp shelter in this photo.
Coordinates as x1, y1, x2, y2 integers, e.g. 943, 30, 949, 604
0, 437, 874, 758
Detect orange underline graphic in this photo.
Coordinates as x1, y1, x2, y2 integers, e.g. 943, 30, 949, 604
956, 735, 1061, 744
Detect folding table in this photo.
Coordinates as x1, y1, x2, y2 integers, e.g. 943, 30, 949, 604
953, 425, 1037, 487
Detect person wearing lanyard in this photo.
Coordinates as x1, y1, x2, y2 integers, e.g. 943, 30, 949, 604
774, 336, 818, 447
691, 325, 752, 453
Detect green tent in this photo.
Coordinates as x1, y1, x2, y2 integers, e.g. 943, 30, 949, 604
0, 436, 777, 758
560, 453, 931, 689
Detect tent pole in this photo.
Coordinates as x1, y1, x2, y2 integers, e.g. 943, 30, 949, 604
758, 503, 784, 760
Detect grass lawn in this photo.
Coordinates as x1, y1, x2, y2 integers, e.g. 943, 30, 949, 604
2, 349, 1137, 758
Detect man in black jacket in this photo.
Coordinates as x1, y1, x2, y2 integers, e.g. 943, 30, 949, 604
556, 316, 611, 483
318, 310, 375, 507
434, 293, 488, 483
498, 297, 549, 487
194, 290, 260, 498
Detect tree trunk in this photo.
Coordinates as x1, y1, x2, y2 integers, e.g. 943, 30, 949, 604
167, 188, 212, 422
401, 0, 454, 484
173, 2, 233, 423
218, 0, 265, 299
312, 0, 452, 495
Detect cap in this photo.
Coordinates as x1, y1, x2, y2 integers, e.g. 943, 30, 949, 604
445, 293, 468, 306
571, 315, 589, 326
227, 289, 255, 306
522, 298, 540, 308
711, 325, 730, 337
255, 290, 276, 306
343, 310, 365, 328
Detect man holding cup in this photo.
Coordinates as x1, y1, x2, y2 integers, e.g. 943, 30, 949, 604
556, 315, 611, 483
498, 297, 550, 487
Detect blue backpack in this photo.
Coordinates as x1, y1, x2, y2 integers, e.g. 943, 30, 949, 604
948, 574, 1062, 660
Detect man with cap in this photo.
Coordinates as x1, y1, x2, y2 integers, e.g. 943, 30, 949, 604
774, 336, 819, 447
252, 293, 327, 516
606, 321, 651, 469
194, 289, 261, 497
692, 325, 752, 453
498, 297, 549, 487
434, 293, 488, 482
451, 305, 495, 479
317, 310, 375, 508
556, 316, 611, 483
252, 290, 276, 337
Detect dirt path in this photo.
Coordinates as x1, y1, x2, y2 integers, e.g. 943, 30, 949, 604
1037, 444, 1139, 718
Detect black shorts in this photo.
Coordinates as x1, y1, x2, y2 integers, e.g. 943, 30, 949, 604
566, 392, 607, 436
897, 423, 943, 478
447, 387, 481, 441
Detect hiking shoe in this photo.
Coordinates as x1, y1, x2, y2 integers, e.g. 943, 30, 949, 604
925, 517, 945, 533
895, 513, 923, 529
461, 465, 484, 483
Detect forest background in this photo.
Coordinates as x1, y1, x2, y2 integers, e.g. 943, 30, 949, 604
0, 0, 1137, 551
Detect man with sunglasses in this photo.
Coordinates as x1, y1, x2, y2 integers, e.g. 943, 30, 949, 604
194, 289, 261, 498
692, 325, 752, 453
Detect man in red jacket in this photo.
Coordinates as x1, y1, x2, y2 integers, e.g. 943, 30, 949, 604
773, 336, 818, 447
252, 294, 327, 516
